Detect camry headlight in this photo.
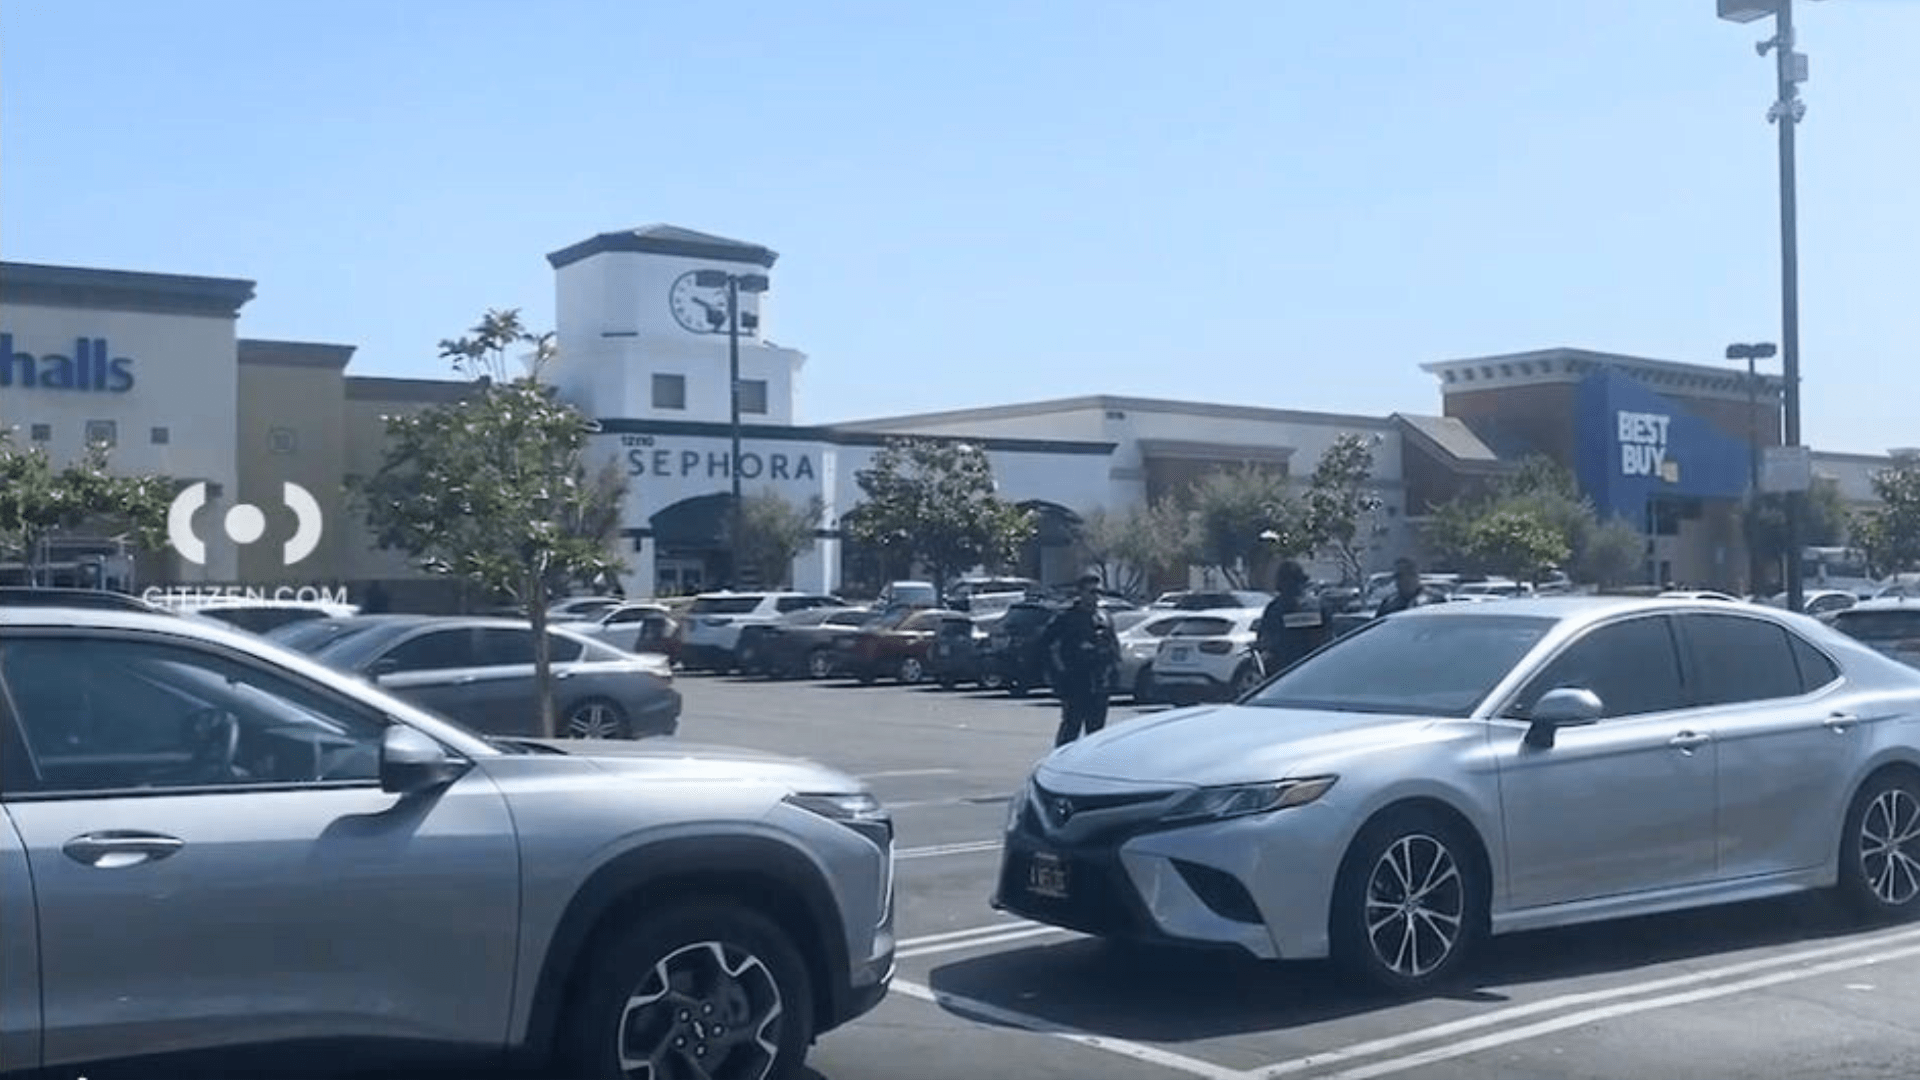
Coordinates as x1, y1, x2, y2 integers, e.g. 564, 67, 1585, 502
1163, 776, 1338, 823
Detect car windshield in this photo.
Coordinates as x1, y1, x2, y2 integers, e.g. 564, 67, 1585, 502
1243, 613, 1558, 716
268, 617, 395, 654
1831, 610, 1920, 642
690, 596, 762, 615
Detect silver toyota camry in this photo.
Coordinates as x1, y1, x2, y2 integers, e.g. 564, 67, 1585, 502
994, 597, 1920, 993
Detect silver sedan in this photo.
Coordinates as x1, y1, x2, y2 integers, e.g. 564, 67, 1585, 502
994, 596, 1920, 994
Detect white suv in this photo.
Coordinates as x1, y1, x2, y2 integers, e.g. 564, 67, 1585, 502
1148, 608, 1266, 704
677, 591, 843, 671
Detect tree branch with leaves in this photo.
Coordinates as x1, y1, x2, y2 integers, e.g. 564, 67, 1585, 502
844, 438, 1035, 595
351, 309, 625, 738
0, 429, 175, 586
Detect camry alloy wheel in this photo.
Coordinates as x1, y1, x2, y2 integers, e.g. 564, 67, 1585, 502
1365, 834, 1465, 980
567, 701, 626, 740
616, 941, 784, 1080
899, 657, 925, 684
807, 651, 833, 680
1861, 788, 1920, 907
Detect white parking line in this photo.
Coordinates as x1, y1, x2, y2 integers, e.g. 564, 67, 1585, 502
1312, 938, 1920, 1080
893, 977, 1247, 1080
899, 924, 1074, 959
898, 839, 1003, 860
898, 919, 1042, 949
1248, 922, 1920, 1079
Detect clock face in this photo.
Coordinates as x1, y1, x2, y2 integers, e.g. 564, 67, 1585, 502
668, 271, 727, 334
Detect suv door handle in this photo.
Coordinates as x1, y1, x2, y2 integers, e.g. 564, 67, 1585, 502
63, 831, 185, 869
1669, 731, 1711, 751
1824, 713, 1858, 733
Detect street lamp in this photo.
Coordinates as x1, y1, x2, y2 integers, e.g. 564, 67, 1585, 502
1719, 0, 1820, 614
694, 269, 771, 588
1725, 342, 1778, 495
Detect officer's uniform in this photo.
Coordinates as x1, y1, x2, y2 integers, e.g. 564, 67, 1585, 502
1037, 604, 1119, 747
1255, 593, 1333, 676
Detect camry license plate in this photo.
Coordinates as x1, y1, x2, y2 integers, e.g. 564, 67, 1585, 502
1026, 851, 1069, 899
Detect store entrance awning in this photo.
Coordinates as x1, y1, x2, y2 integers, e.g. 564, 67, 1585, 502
650, 492, 735, 550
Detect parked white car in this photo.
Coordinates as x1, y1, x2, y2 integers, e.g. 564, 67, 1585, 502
1112, 609, 1197, 702
676, 591, 844, 671
1148, 608, 1267, 703
555, 602, 676, 655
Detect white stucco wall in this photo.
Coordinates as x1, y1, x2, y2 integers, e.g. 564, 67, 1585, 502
1, 302, 240, 581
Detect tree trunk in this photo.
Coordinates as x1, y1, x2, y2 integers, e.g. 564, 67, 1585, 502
529, 572, 556, 738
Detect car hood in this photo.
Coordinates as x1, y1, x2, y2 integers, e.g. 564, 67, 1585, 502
1039, 704, 1450, 788
507, 737, 860, 789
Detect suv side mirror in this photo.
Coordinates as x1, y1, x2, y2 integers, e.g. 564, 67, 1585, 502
1523, 687, 1604, 749
379, 725, 468, 795
368, 657, 400, 682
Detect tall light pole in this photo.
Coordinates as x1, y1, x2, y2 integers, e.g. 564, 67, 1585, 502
1718, 0, 1815, 612
695, 269, 770, 588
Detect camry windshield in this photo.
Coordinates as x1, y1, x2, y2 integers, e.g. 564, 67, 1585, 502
1244, 613, 1557, 716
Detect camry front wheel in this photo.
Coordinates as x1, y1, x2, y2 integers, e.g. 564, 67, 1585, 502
1331, 807, 1486, 996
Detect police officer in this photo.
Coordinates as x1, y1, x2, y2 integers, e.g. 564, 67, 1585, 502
1255, 560, 1332, 676
1375, 557, 1443, 617
1035, 573, 1120, 747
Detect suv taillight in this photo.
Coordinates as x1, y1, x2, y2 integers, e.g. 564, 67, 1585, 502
1199, 640, 1233, 654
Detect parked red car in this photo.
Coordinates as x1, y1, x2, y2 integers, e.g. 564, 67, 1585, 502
833, 608, 963, 684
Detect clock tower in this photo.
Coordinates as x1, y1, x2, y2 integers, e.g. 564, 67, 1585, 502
545, 225, 807, 424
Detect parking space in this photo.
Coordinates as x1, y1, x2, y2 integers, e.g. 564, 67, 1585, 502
670, 674, 1920, 1080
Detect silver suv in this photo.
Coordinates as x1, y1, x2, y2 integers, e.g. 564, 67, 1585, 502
0, 606, 894, 1078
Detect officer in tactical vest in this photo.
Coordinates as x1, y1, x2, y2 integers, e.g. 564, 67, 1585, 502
1255, 560, 1332, 677
1036, 573, 1121, 747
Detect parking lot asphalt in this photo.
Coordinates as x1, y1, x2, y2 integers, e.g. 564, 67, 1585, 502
667, 673, 1920, 1080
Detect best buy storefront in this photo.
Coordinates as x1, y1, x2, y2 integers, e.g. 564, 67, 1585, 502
1424, 349, 1777, 591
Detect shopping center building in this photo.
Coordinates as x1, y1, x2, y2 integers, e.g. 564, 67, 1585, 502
1, 225, 1899, 603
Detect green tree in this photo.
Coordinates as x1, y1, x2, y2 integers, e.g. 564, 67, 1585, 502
844, 438, 1034, 593
733, 490, 824, 588
0, 429, 174, 586
1188, 465, 1298, 588
350, 308, 625, 738
1304, 433, 1385, 586
1853, 454, 1920, 574
1578, 515, 1646, 589
1742, 478, 1849, 589
1464, 505, 1573, 582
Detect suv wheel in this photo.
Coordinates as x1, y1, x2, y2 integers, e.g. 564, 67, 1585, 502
1230, 662, 1261, 699
565, 901, 814, 1080
898, 657, 925, 684
1836, 770, 1920, 920
807, 650, 834, 680
565, 699, 631, 740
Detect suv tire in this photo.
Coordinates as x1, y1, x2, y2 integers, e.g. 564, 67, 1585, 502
563, 901, 815, 1080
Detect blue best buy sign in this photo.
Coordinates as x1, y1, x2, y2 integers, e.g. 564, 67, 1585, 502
1574, 368, 1750, 521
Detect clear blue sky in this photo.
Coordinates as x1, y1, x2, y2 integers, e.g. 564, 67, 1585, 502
4, 0, 1915, 455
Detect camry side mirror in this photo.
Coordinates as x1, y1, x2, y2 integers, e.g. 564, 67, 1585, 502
1523, 687, 1604, 749
380, 725, 468, 795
